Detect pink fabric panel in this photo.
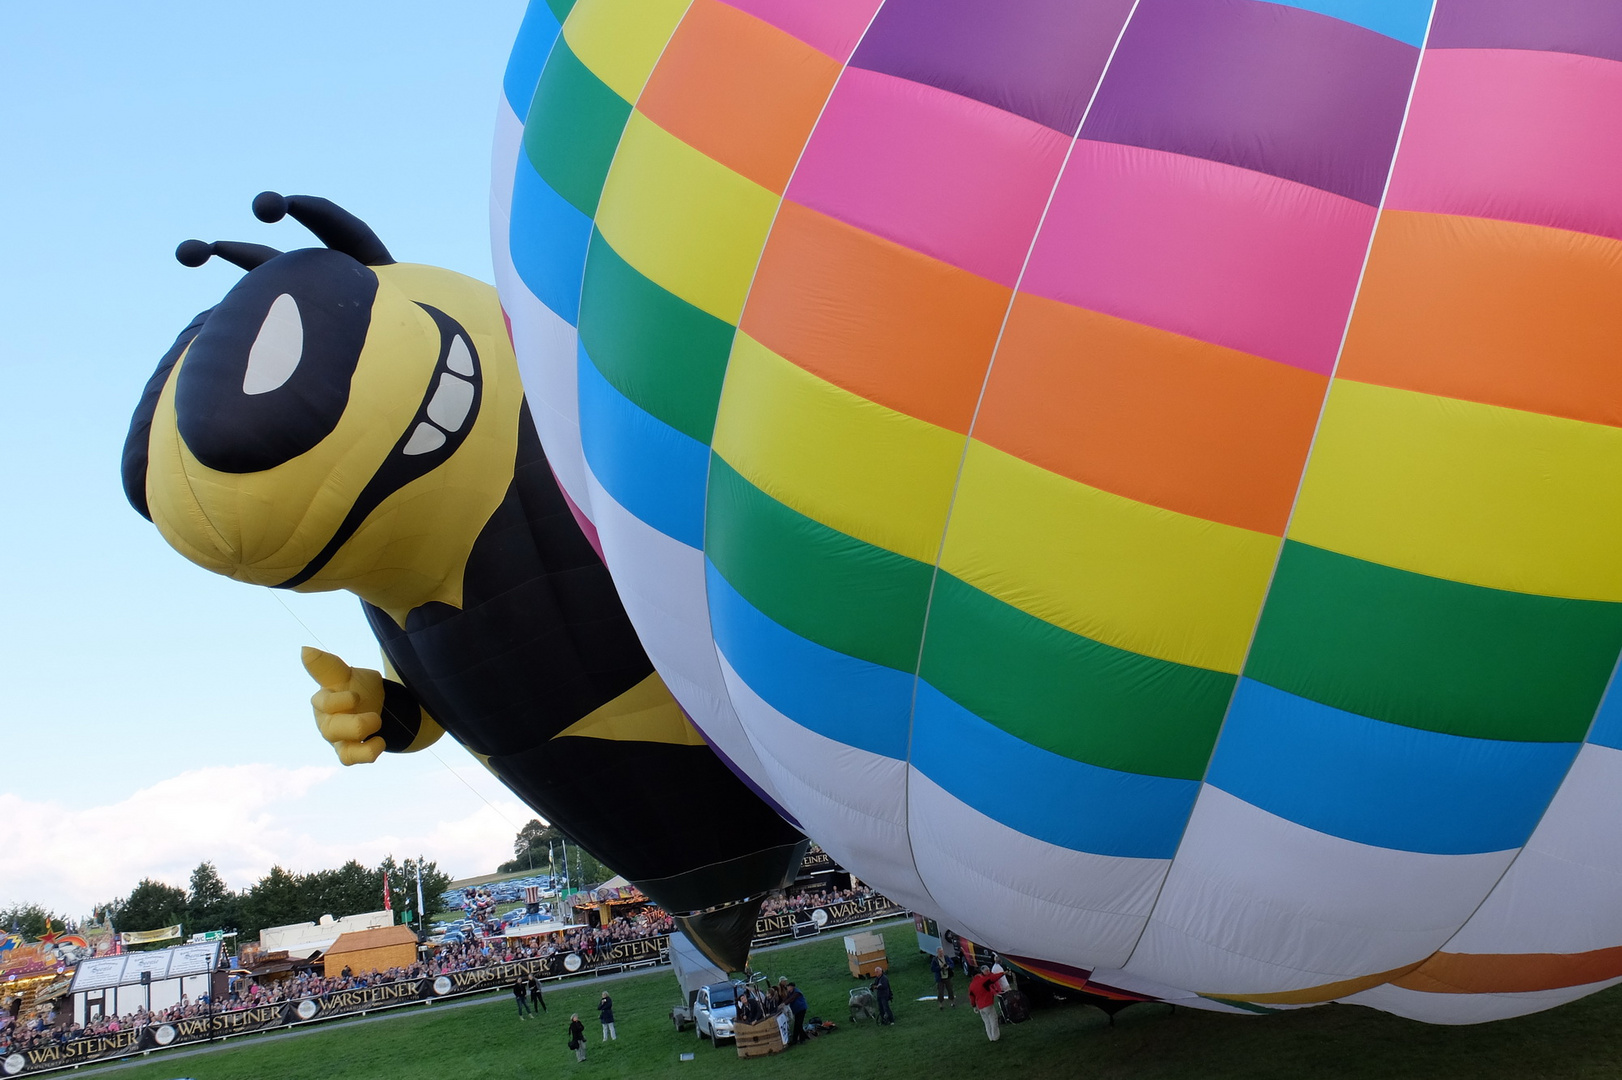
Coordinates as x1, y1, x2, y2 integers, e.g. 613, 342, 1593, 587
1022, 140, 1378, 375
1386, 48, 1622, 243
720, 0, 882, 61
786, 67, 1072, 287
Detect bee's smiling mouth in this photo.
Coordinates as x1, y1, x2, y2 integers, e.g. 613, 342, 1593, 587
275, 303, 483, 590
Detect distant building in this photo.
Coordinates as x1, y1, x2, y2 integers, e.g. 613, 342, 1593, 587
258, 911, 393, 957
321, 926, 419, 978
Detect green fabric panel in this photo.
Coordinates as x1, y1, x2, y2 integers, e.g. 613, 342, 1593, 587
706, 456, 931, 673
578, 229, 735, 445
523, 40, 631, 217
545, 0, 578, 23
1247, 541, 1622, 742
919, 574, 1233, 780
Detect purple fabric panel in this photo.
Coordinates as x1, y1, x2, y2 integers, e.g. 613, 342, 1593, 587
1081, 0, 1419, 205
849, 0, 1137, 133
1429, 0, 1622, 65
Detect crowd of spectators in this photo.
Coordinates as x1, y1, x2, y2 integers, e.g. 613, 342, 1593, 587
2, 887, 887, 1056
758, 885, 881, 917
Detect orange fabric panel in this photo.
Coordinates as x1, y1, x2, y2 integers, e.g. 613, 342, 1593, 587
1393, 946, 1622, 995
637, 0, 841, 195
741, 200, 1009, 433
1340, 210, 1622, 428
974, 295, 1327, 535
1206, 961, 1424, 1006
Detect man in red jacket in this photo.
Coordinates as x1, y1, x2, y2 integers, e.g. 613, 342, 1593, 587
968, 965, 1002, 1042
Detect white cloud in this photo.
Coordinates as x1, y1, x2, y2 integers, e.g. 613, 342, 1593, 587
0, 757, 534, 917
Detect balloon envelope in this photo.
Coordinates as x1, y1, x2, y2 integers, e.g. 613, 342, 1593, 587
494, 0, 1622, 1023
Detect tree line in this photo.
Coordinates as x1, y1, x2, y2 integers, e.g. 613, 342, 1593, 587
72, 857, 452, 945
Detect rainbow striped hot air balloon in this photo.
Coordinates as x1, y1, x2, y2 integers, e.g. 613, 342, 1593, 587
491, 0, 1622, 1023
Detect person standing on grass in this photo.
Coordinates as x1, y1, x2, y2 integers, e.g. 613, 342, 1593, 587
786, 982, 808, 1044
598, 991, 617, 1040
872, 966, 895, 1025
932, 947, 957, 1009
969, 965, 1002, 1042
528, 975, 546, 1014
568, 1014, 587, 1062
512, 978, 531, 1019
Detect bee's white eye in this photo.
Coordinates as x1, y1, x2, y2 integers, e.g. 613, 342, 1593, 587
446, 335, 474, 376
242, 293, 303, 395
403, 422, 447, 456
426, 374, 474, 433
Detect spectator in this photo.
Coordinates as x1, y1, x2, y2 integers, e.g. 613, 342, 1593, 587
568, 1013, 587, 1062
598, 992, 616, 1040
512, 978, 531, 1019
932, 947, 957, 1009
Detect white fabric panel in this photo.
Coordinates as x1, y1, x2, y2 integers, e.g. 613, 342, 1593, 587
489, 100, 593, 520
1341, 975, 1622, 1025
582, 465, 779, 801
503, 268, 590, 518
1126, 786, 1515, 995
1442, 743, 1622, 956
716, 651, 934, 912
907, 770, 1164, 970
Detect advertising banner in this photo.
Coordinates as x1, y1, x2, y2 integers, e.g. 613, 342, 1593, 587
117, 926, 182, 947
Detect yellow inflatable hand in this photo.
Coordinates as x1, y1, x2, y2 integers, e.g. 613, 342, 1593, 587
301, 646, 386, 766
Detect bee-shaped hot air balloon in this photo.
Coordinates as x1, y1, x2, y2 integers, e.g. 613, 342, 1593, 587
122, 192, 806, 969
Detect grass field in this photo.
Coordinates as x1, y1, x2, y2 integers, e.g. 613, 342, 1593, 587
87, 925, 1622, 1080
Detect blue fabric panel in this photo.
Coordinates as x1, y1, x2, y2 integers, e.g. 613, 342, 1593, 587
1258, 0, 1433, 46
509, 158, 591, 325
706, 561, 912, 761
503, 1, 565, 117
1584, 658, 1622, 751
577, 342, 706, 547
910, 683, 1198, 859
1209, 679, 1578, 854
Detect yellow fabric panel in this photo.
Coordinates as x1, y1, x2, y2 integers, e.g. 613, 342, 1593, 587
562, 0, 692, 104
593, 111, 779, 324
940, 442, 1280, 673
1290, 379, 1622, 601
553, 673, 708, 746
712, 334, 962, 564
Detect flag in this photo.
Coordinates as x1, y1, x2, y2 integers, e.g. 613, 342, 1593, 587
416, 860, 425, 927
383, 871, 392, 911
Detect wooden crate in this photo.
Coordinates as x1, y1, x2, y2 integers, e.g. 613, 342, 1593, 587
844, 931, 887, 978
734, 1012, 791, 1057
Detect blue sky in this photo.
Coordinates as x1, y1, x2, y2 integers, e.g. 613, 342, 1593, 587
0, 1, 539, 914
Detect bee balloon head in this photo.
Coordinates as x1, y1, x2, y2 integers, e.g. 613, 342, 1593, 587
123, 192, 522, 615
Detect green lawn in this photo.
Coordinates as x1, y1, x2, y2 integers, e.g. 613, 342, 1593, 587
90, 927, 1622, 1080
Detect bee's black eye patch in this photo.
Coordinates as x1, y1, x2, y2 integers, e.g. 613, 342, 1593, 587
176, 248, 377, 474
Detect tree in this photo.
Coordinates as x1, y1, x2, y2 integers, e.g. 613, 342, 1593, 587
186, 862, 239, 933
399, 857, 452, 921
304, 860, 380, 922
238, 866, 307, 941
112, 879, 188, 940
510, 819, 552, 867
0, 903, 58, 940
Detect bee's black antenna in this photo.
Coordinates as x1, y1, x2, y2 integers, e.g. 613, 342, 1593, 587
175, 240, 284, 271
252, 191, 395, 266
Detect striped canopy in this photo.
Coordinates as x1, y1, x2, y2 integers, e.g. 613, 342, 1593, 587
491, 0, 1622, 1023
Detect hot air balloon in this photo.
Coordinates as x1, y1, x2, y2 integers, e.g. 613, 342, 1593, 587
121, 193, 806, 970
494, 0, 1622, 1022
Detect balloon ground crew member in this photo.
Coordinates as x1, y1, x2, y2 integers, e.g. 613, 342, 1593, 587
932, 947, 957, 1009
969, 965, 1002, 1042
871, 966, 895, 1025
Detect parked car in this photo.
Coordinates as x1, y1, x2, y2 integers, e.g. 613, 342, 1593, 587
693, 981, 741, 1046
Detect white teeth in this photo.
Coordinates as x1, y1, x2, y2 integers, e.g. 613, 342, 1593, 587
426, 373, 474, 432
446, 335, 474, 376
242, 293, 303, 395
402, 423, 446, 456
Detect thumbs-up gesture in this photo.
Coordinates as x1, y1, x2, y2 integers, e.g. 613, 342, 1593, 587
301, 646, 386, 765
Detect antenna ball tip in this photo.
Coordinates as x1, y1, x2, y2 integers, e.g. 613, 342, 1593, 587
252, 191, 289, 224
175, 240, 213, 268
